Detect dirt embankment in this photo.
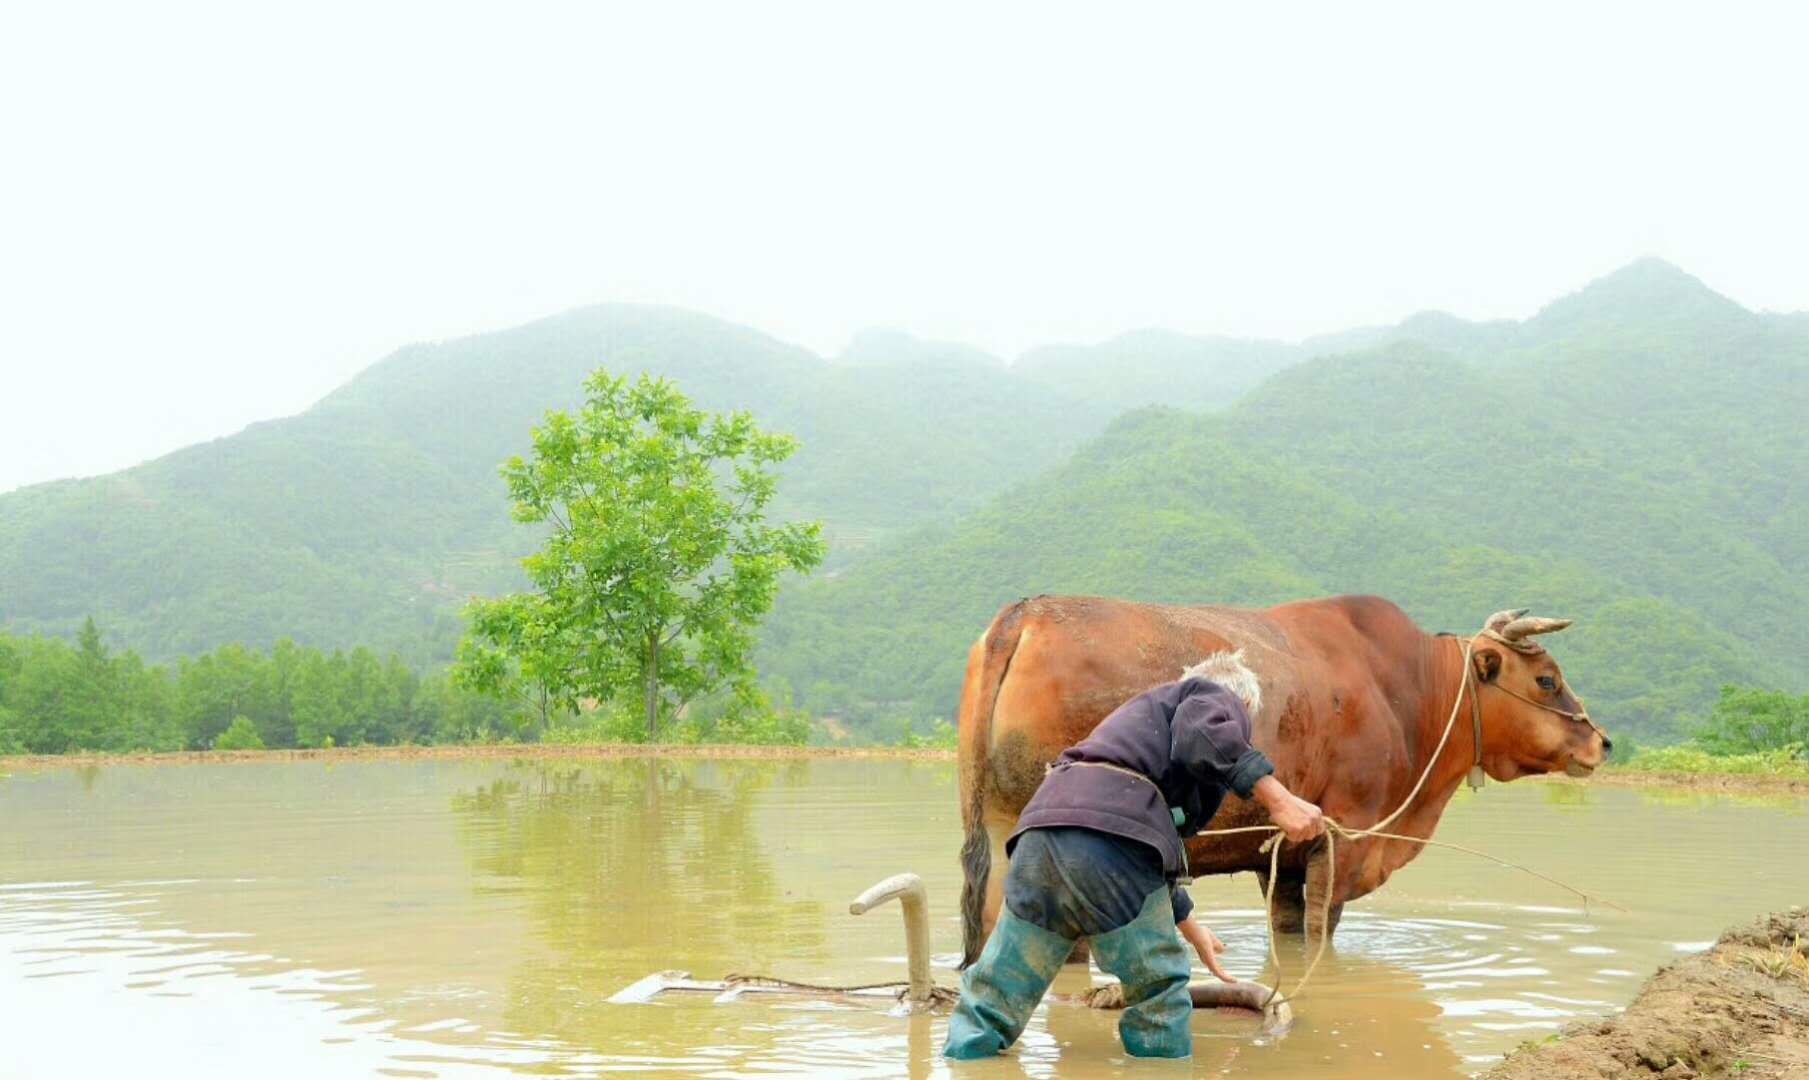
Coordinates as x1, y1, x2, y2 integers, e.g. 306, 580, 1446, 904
1487, 908, 1809, 1080
1581, 771, 1809, 796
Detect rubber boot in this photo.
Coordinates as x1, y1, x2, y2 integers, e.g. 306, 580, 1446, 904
1086, 886, 1194, 1058
943, 907, 1074, 1059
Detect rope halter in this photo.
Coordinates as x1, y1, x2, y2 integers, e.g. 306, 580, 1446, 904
1464, 617, 1602, 788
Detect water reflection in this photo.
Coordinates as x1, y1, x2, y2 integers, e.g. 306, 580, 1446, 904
448, 759, 827, 1051
1540, 780, 1591, 807
1627, 783, 1808, 812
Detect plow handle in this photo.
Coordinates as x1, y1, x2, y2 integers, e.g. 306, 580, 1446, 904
849, 872, 933, 1004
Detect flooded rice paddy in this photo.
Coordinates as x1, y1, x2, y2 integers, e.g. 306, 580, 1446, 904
1, 756, 1805, 1078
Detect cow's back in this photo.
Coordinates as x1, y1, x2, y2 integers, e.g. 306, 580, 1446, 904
955, 592, 1422, 962
971, 593, 1419, 836
975, 595, 1310, 811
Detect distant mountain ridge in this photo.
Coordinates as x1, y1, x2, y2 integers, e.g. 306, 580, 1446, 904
2, 259, 1801, 752
759, 259, 1809, 744
0, 302, 1322, 658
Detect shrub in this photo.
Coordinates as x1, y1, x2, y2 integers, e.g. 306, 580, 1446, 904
213, 715, 266, 751
897, 717, 957, 750
1618, 742, 1809, 777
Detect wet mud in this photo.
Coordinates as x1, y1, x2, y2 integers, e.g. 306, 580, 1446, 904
1487, 908, 1809, 1079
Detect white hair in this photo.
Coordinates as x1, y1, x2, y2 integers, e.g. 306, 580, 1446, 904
1180, 649, 1262, 717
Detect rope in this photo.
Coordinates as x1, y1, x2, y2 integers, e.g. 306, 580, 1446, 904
724, 972, 960, 1006
1191, 634, 1623, 1009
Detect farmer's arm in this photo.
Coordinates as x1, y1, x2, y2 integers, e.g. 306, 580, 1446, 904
1169, 682, 1277, 798
1175, 912, 1235, 983
1252, 774, 1326, 842
1171, 682, 1325, 843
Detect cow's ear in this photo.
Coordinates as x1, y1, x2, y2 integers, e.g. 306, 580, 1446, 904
1472, 647, 1503, 683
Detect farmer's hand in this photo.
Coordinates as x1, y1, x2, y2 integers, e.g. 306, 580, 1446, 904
1254, 775, 1326, 843
1177, 916, 1235, 983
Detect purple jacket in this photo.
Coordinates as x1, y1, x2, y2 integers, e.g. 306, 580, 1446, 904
1009, 676, 1274, 874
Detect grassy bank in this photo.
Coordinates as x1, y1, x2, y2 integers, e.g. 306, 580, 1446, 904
1606, 744, 1809, 781
1599, 745, 1809, 795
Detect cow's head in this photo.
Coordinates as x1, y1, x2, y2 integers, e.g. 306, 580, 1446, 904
1471, 608, 1611, 780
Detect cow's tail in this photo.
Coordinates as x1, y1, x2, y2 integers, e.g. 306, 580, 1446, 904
958, 599, 1029, 968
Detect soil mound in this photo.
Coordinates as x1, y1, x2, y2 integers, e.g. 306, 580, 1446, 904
1487, 908, 1809, 1079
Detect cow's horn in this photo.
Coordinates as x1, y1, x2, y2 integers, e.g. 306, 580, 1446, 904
1483, 608, 1530, 632
1499, 616, 1572, 641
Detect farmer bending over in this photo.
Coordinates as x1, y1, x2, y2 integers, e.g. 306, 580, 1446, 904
944, 654, 1326, 1059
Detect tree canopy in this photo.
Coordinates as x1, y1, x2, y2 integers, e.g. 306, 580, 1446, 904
456, 372, 825, 738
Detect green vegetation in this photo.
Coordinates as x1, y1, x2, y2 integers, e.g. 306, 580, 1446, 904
535, 689, 812, 747
1614, 744, 1809, 780
1608, 686, 1809, 779
763, 261, 1808, 747
456, 372, 824, 739
0, 616, 816, 755
0, 619, 539, 754
1693, 686, 1809, 756
2, 259, 1805, 752
212, 715, 265, 751
896, 717, 959, 750
1, 310, 1255, 660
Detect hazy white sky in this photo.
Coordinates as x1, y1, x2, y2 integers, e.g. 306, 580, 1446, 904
3, 1, 1806, 494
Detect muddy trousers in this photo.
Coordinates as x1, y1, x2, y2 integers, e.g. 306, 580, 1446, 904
943, 885, 1193, 1059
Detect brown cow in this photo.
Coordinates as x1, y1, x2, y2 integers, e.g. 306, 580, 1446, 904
957, 594, 1610, 965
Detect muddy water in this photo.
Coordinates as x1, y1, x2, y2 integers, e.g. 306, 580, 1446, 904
0, 758, 1804, 1078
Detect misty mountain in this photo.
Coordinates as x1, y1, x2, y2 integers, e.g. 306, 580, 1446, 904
1016, 330, 1301, 415
2, 259, 1798, 748
762, 260, 1809, 745
0, 306, 1280, 659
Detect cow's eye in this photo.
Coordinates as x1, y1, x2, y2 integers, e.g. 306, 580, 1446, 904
1537, 676, 1557, 692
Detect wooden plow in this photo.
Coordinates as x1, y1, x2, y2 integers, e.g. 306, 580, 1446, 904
609, 871, 1293, 1037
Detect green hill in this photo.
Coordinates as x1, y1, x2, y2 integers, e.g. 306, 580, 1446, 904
0, 306, 1274, 659
762, 261, 1809, 746
3, 260, 1801, 750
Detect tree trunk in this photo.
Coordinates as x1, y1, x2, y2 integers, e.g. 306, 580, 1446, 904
645, 630, 661, 739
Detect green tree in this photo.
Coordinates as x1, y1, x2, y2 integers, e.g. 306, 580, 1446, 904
68, 616, 116, 750
458, 371, 825, 739
291, 650, 349, 748
112, 649, 178, 752
0, 636, 21, 754
1695, 685, 1809, 756
176, 643, 267, 749
263, 638, 303, 748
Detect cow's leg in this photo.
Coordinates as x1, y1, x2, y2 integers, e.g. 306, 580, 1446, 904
1253, 868, 1308, 934
1066, 939, 1091, 965
978, 812, 1010, 942
1302, 847, 1345, 944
